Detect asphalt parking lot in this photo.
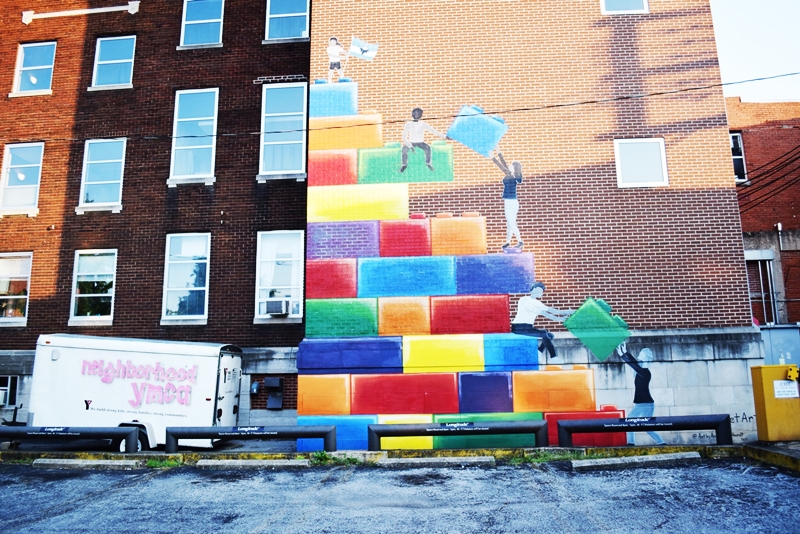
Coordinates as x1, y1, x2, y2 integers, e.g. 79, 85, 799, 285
0, 458, 798, 533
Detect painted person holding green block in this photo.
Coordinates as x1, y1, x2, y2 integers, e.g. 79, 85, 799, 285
511, 282, 574, 359
616, 343, 666, 446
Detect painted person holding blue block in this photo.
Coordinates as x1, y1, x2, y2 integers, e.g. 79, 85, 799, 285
492, 151, 523, 251
399, 108, 448, 173
511, 282, 574, 359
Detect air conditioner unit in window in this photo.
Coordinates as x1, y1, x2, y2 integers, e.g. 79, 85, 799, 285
266, 300, 290, 316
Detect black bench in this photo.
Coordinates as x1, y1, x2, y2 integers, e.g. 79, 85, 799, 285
164, 425, 337, 453
0, 426, 140, 453
367, 421, 549, 451
557, 414, 733, 447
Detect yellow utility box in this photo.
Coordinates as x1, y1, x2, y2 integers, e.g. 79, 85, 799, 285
751, 365, 800, 441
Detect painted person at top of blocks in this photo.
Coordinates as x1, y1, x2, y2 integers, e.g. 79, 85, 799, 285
492, 151, 523, 251
511, 282, 574, 360
327, 37, 347, 83
399, 108, 449, 173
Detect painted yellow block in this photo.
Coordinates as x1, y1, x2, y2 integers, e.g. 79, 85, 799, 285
378, 414, 434, 450
309, 114, 384, 150
403, 334, 484, 374
308, 184, 409, 222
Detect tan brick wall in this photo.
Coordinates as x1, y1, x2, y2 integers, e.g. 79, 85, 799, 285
310, 0, 750, 330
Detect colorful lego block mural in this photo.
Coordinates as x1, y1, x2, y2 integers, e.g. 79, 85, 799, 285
455, 254, 535, 295
305, 259, 357, 299
512, 368, 596, 413
458, 372, 513, 413
357, 256, 456, 298
297, 374, 351, 415
379, 219, 431, 257
307, 221, 380, 260
297, 337, 403, 374
307, 184, 409, 222
432, 412, 543, 449
297, 415, 378, 452
307, 149, 358, 186
351, 373, 459, 414
446, 105, 508, 158
305, 298, 378, 338
430, 295, 510, 335
309, 81, 358, 118
483, 334, 541, 372
430, 214, 488, 256
377, 414, 433, 450
358, 141, 454, 184
378, 297, 431, 336
564, 298, 631, 362
402, 334, 484, 374
309, 114, 383, 150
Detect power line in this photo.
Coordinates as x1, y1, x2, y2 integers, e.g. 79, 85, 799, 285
737, 144, 800, 194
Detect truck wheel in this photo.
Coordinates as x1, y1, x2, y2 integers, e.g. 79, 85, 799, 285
116, 429, 148, 452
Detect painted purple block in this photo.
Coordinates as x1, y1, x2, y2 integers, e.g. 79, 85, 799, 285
307, 221, 380, 260
456, 253, 535, 295
458, 372, 513, 413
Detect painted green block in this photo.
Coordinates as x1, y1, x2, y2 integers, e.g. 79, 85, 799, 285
358, 141, 454, 184
306, 299, 378, 338
563, 297, 630, 362
432, 412, 543, 449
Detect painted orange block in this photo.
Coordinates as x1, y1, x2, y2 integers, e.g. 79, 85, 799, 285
297, 374, 351, 415
512, 369, 595, 413
430, 215, 487, 255
379, 297, 431, 336
308, 149, 358, 186
309, 114, 384, 150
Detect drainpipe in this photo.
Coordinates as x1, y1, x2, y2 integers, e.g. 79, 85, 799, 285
776, 222, 784, 251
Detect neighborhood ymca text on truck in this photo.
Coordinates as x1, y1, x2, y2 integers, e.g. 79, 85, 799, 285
29, 334, 243, 449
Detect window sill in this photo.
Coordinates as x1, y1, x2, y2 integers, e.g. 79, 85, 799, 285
160, 317, 208, 326
0, 319, 27, 327
76, 204, 122, 215
257, 172, 306, 183
176, 43, 223, 50
253, 317, 303, 324
87, 84, 133, 92
601, 9, 649, 15
617, 182, 669, 189
0, 208, 39, 218
68, 317, 113, 327
167, 175, 216, 187
8, 90, 52, 98
261, 37, 309, 45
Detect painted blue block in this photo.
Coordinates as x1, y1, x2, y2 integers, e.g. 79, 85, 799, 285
309, 82, 358, 118
483, 334, 540, 372
297, 337, 403, 374
446, 105, 508, 158
358, 256, 456, 297
297, 415, 378, 451
456, 253, 535, 295
458, 372, 513, 413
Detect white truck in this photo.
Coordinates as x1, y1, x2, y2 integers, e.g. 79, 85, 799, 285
29, 334, 243, 450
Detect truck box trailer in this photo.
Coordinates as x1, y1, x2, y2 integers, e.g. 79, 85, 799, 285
29, 334, 243, 450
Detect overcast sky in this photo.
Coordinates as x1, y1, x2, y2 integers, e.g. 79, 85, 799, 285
710, 0, 800, 102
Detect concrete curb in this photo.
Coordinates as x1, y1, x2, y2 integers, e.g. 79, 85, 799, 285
330, 451, 387, 463
744, 444, 800, 475
377, 456, 495, 468
32, 459, 141, 470
195, 459, 310, 469
572, 452, 702, 471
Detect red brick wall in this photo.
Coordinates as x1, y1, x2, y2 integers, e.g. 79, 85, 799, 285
727, 97, 800, 233
309, 0, 752, 330
249, 374, 297, 410
0, 0, 310, 350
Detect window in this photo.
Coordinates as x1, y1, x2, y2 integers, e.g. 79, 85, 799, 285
169, 89, 219, 186
0, 376, 19, 406
745, 250, 779, 325
1, 143, 44, 217
265, 0, 309, 40
0, 252, 32, 327
70, 250, 117, 326
90, 36, 136, 90
601, 0, 649, 14
255, 231, 304, 322
77, 139, 126, 214
614, 138, 669, 188
10, 42, 56, 97
258, 83, 307, 181
162, 233, 210, 324
731, 132, 747, 183
180, 0, 224, 47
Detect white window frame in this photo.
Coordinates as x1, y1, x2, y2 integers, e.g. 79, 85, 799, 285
179, 0, 225, 49
168, 88, 219, 187
9, 42, 57, 98
0, 252, 32, 327
254, 230, 304, 323
601, 0, 649, 15
89, 36, 136, 91
264, 0, 310, 42
0, 142, 44, 218
76, 138, 126, 214
257, 82, 307, 182
161, 233, 211, 325
69, 249, 118, 327
613, 138, 669, 188
731, 132, 748, 184
0, 376, 20, 406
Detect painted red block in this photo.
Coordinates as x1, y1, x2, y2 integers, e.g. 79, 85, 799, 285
379, 219, 431, 257
308, 149, 358, 186
543, 405, 627, 447
351, 373, 459, 414
430, 295, 510, 335
306, 259, 357, 299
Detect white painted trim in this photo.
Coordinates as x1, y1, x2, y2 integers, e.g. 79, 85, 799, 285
169, 88, 219, 184
22, 2, 139, 24
69, 249, 117, 325
176, 44, 224, 51
87, 84, 133, 92
258, 82, 307, 177
745, 250, 775, 261
161, 233, 211, 324
600, 0, 649, 15
0, 251, 32, 326
78, 138, 127, 214
614, 137, 669, 188
254, 230, 305, 321
91, 36, 136, 89
8, 90, 52, 98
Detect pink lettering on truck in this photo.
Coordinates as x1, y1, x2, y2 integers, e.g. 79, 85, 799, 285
82, 359, 197, 408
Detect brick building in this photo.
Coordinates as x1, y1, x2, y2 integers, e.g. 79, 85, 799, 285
295, 0, 762, 449
727, 97, 800, 325
0, 0, 310, 425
